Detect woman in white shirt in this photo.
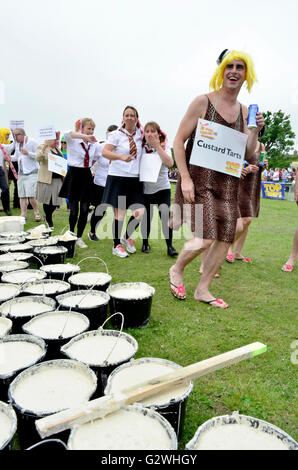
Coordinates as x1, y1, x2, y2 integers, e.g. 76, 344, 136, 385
139, 122, 177, 257
102, 106, 145, 258
88, 125, 118, 242
59, 118, 102, 248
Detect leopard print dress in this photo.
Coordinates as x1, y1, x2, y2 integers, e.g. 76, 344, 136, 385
173, 97, 246, 244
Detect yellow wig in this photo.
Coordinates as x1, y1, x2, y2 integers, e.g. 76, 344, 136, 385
209, 50, 257, 93
0, 128, 11, 144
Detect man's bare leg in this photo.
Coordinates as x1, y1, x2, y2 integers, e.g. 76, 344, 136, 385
199, 244, 220, 277
169, 238, 213, 298
29, 197, 40, 218
20, 198, 28, 218
282, 227, 298, 270
194, 240, 230, 307
234, 218, 252, 259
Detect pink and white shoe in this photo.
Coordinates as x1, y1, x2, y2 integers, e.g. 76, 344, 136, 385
120, 237, 136, 254
112, 244, 129, 258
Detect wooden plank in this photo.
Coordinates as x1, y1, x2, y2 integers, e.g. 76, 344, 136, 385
36, 342, 266, 438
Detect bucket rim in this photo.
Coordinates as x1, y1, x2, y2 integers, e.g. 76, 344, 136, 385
0, 333, 47, 379
67, 403, 178, 450
68, 271, 112, 286
57, 289, 110, 309
40, 263, 81, 274
0, 295, 56, 319
104, 356, 193, 406
0, 314, 13, 338
1, 268, 46, 284
0, 260, 29, 273
8, 359, 97, 417
107, 282, 155, 300
60, 328, 138, 367
0, 400, 18, 450
33, 246, 68, 255
185, 412, 298, 450
22, 310, 90, 341
0, 282, 21, 301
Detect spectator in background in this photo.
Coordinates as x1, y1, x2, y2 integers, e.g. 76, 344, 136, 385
273, 168, 280, 182
281, 174, 298, 272
0, 128, 12, 215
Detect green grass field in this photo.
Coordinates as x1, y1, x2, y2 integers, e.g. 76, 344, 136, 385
5, 187, 298, 449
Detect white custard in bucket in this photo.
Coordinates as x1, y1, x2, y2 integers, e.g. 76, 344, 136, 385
1, 243, 32, 252
70, 272, 111, 286
23, 312, 88, 339
22, 280, 69, 296
106, 361, 190, 405
11, 361, 96, 414
190, 422, 291, 450
0, 410, 13, 448
68, 406, 176, 450
59, 292, 108, 308
36, 246, 66, 254
40, 263, 80, 274
0, 297, 55, 318
0, 283, 20, 302
63, 333, 136, 365
0, 317, 12, 338
2, 269, 45, 284
0, 261, 28, 272
108, 282, 154, 300
0, 252, 32, 262
0, 340, 44, 376
28, 237, 58, 247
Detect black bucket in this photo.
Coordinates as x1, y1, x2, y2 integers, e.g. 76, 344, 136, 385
67, 404, 178, 450
0, 401, 17, 450
8, 359, 97, 449
26, 439, 67, 450
1, 269, 47, 286
0, 334, 46, 402
68, 272, 112, 292
21, 280, 71, 300
0, 243, 33, 255
33, 246, 68, 266
58, 237, 77, 259
0, 283, 21, 304
107, 282, 155, 329
22, 310, 90, 361
40, 263, 81, 281
56, 290, 110, 330
104, 357, 193, 443
61, 327, 138, 396
0, 295, 56, 334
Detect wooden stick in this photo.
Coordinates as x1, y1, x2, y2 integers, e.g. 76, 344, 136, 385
36, 342, 266, 438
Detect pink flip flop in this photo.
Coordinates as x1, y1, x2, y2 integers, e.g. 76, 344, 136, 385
281, 264, 294, 272
226, 254, 235, 263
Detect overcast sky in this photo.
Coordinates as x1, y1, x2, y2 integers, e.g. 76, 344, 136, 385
1, 0, 297, 150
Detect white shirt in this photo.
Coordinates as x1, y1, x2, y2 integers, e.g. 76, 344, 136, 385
2, 138, 38, 175
106, 128, 143, 177
143, 145, 171, 194
64, 131, 102, 168
93, 142, 109, 187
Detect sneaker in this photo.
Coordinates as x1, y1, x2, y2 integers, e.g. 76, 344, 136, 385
88, 232, 99, 242
120, 237, 136, 254
76, 238, 88, 248
65, 230, 76, 237
112, 244, 129, 258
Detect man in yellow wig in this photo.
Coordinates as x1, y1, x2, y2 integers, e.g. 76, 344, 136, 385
169, 49, 264, 308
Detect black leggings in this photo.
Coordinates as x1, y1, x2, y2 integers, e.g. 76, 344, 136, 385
140, 189, 173, 246
69, 200, 90, 238
43, 199, 56, 227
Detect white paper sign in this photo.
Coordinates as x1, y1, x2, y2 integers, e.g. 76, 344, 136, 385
139, 151, 162, 183
189, 118, 248, 178
38, 126, 56, 141
10, 120, 24, 130
48, 153, 67, 176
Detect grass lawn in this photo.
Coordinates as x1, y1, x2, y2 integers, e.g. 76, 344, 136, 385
4, 187, 297, 449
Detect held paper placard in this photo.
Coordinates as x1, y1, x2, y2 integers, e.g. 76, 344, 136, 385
189, 118, 248, 178
10, 120, 25, 130
48, 153, 67, 176
38, 126, 56, 141
139, 151, 162, 183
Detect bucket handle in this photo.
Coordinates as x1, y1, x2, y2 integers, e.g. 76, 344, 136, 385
77, 256, 109, 275
26, 439, 67, 450
58, 304, 73, 339
98, 312, 125, 365
30, 254, 44, 267
59, 225, 69, 236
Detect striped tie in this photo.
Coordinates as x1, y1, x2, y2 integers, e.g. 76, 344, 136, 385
119, 129, 137, 158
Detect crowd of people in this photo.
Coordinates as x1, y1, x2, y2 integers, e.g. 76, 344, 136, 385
262, 166, 297, 183
0, 49, 297, 308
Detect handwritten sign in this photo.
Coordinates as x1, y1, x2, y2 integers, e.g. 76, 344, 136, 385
10, 120, 25, 130
139, 151, 163, 183
48, 153, 67, 177
261, 182, 285, 200
190, 118, 247, 178
38, 126, 56, 141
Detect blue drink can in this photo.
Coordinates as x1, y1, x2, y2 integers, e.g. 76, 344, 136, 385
247, 104, 259, 129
